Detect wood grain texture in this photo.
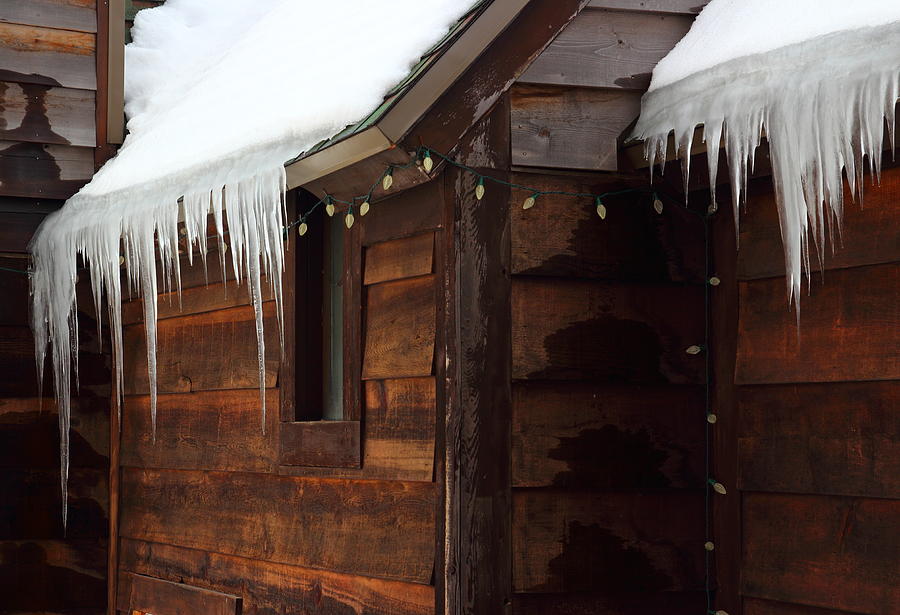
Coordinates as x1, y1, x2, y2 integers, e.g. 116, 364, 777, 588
0, 81, 95, 146
122, 302, 279, 395
362, 377, 436, 481
519, 9, 692, 90
126, 572, 241, 615
512, 489, 704, 592
122, 279, 272, 325
364, 232, 434, 286
738, 381, 900, 499
0, 0, 97, 33
120, 389, 278, 473
119, 468, 437, 583
362, 274, 435, 380
742, 493, 900, 614
512, 277, 705, 382
735, 264, 899, 384
737, 171, 900, 279
279, 420, 361, 468
586, 0, 708, 14
360, 179, 444, 247
512, 382, 704, 488
511, 84, 641, 172
0, 22, 96, 90
512, 591, 707, 615
119, 539, 435, 615
0, 211, 49, 254
510, 172, 704, 282
0, 140, 93, 199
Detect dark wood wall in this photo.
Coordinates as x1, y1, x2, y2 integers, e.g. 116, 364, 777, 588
727, 167, 900, 615
0, 0, 100, 200
114, 180, 445, 614
0, 259, 110, 615
507, 2, 709, 612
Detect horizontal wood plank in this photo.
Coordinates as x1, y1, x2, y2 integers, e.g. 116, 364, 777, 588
362, 377, 436, 481
519, 9, 692, 90
735, 264, 899, 384
586, 0, 708, 14
126, 572, 241, 615
512, 489, 704, 592
512, 382, 704, 488
0, 0, 97, 33
738, 171, 900, 279
119, 538, 434, 615
738, 381, 900, 498
511, 84, 641, 172
119, 469, 436, 583
0, 22, 96, 90
0, 140, 93, 199
364, 232, 434, 285
512, 277, 705, 382
121, 389, 278, 473
361, 180, 443, 247
123, 302, 279, 395
0, 80, 95, 146
510, 172, 704, 282
279, 420, 361, 468
512, 591, 706, 615
742, 493, 900, 614
122, 279, 271, 325
362, 275, 436, 380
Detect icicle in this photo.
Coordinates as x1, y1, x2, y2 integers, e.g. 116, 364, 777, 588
633, 20, 900, 310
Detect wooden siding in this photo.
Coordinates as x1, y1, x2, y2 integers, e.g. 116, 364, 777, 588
731, 167, 900, 615
116, 179, 444, 612
0, 2, 102, 199
0, 261, 109, 615
509, 3, 708, 612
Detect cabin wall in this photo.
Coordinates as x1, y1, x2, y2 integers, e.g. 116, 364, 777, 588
0, 261, 110, 615
507, 2, 709, 612
114, 181, 444, 614
726, 168, 900, 615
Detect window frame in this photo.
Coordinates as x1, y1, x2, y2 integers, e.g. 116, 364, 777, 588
278, 190, 362, 468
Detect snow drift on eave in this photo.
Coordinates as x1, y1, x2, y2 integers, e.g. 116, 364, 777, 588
28, 0, 475, 527
632, 0, 900, 305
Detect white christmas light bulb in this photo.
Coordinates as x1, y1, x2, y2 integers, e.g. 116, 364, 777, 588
298, 222, 308, 236
360, 201, 370, 216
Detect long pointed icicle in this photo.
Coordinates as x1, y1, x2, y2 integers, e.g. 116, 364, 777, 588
632, 21, 900, 309
29, 166, 287, 527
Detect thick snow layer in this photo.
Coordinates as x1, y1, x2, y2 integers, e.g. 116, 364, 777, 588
29, 0, 473, 526
632, 0, 899, 308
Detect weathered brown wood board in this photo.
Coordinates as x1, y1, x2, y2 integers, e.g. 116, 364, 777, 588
513, 382, 704, 489
119, 539, 435, 615
511, 84, 641, 172
119, 468, 436, 583
0, 140, 93, 198
364, 232, 434, 285
742, 493, 900, 614
737, 168, 900, 279
510, 172, 705, 281
513, 490, 704, 593
0, 22, 95, 89
735, 264, 899, 384
1, 0, 98, 33
519, 8, 693, 91
362, 274, 436, 380
512, 277, 705, 382
124, 572, 242, 615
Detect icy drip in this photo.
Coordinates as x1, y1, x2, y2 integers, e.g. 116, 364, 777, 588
632, 22, 900, 306
29, 166, 286, 528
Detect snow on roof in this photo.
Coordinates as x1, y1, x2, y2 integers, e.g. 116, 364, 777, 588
29, 0, 475, 527
632, 0, 899, 308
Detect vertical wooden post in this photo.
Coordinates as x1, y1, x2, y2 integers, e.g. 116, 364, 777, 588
710, 187, 742, 615
107, 359, 121, 615
440, 98, 512, 615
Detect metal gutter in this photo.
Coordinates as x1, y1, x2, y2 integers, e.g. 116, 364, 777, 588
283, 0, 529, 190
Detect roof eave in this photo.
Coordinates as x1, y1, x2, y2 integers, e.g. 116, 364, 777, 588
284, 0, 530, 190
